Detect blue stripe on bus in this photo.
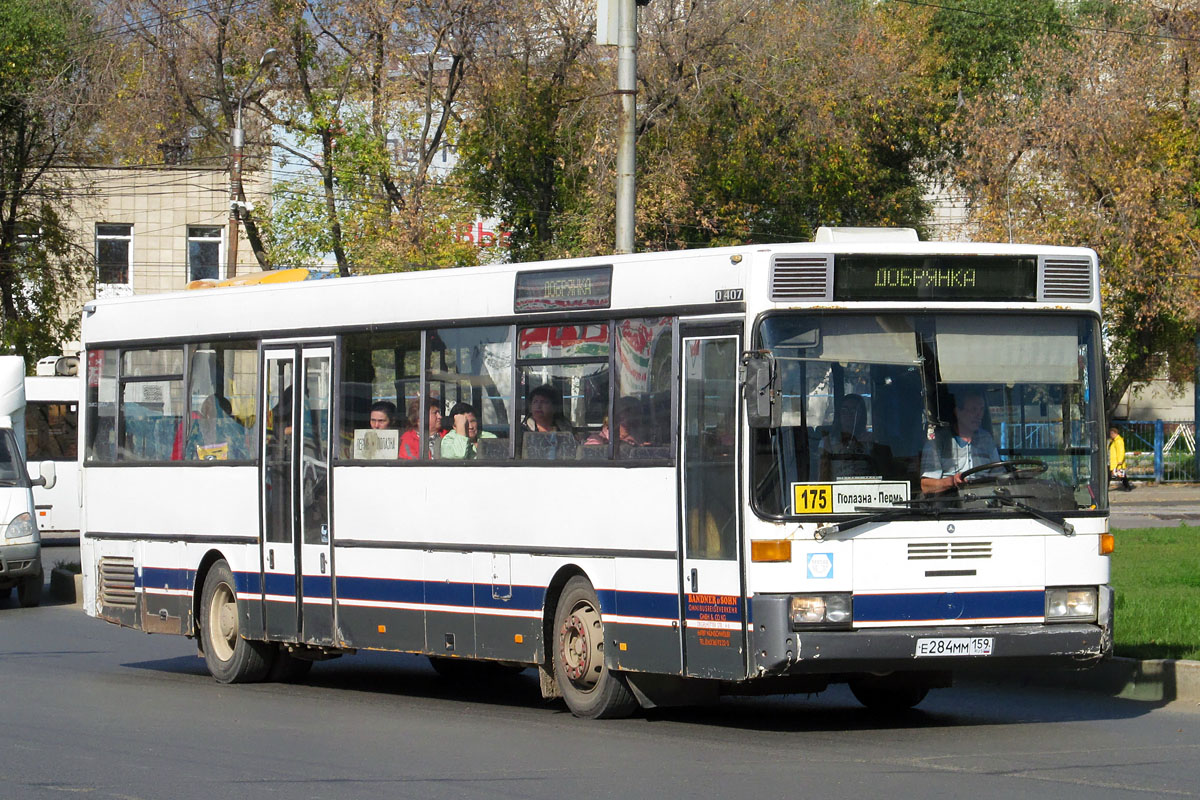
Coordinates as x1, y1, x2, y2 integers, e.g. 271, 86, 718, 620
138, 566, 684, 622
474, 584, 546, 612
617, 590, 679, 619
335, 575, 425, 605
853, 590, 1044, 623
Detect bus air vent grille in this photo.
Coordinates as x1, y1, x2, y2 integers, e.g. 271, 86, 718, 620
907, 541, 992, 560
770, 255, 833, 302
1039, 256, 1093, 302
98, 557, 137, 608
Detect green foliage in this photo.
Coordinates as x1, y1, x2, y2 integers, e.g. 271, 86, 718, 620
927, 0, 1068, 99
947, 1, 1200, 411
1111, 525, 1200, 661
0, 0, 95, 362
455, 10, 597, 262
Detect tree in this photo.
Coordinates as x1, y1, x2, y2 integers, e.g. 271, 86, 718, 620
108, 0, 490, 274
926, 0, 1067, 101
260, 0, 490, 273
949, 2, 1200, 417
0, 0, 102, 361
455, 1, 946, 256
454, 0, 601, 262
634, 0, 946, 248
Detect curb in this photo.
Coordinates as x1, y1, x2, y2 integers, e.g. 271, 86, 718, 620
982, 658, 1200, 707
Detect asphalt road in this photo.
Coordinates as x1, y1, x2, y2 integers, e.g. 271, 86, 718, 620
2, 597, 1198, 800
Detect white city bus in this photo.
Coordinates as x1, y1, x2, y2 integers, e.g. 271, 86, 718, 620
26, 356, 80, 535
80, 228, 1112, 717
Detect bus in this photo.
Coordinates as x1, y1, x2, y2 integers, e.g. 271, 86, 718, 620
79, 227, 1112, 717
26, 355, 80, 536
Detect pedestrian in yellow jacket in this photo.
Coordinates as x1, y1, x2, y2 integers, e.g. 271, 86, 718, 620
1108, 427, 1132, 491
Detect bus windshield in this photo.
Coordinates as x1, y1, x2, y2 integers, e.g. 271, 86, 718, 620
751, 313, 1105, 517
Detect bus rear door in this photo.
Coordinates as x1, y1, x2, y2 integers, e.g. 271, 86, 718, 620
261, 343, 335, 646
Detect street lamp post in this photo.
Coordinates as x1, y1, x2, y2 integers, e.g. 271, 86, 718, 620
227, 48, 277, 278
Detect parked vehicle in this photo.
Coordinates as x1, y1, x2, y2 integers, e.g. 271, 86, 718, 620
0, 357, 58, 606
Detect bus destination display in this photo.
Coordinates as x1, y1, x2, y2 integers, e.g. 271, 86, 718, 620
515, 265, 612, 313
833, 255, 1038, 302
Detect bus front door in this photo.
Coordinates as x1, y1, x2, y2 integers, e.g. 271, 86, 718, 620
679, 329, 747, 680
261, 345, 335, 646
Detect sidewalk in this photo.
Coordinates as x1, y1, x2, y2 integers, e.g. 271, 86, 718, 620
1108, 481, 1200, 507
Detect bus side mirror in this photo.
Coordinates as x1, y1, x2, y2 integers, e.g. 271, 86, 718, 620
742, 351, 781, 429
33, 460, 56, 490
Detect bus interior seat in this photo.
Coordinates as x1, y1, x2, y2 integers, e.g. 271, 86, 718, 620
578, 444, 608, 461
522, 432, 578, 461
475, 438, 510, 460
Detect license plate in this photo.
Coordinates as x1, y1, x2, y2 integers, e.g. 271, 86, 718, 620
915, 637, 994, 657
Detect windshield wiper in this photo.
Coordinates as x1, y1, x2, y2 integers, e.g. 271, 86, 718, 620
967, 488, 1076, 536
813, 497, 961, 540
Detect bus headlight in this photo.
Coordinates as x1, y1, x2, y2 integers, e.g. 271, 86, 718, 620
1045, 587, 1098, 622
790, 593, 852, 629
4, 512, 37, 541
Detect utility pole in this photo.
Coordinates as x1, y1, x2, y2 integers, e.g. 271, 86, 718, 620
228, 49, 277, 278
614, 0, 637, 254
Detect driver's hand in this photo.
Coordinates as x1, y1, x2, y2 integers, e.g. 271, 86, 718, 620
952, 472, 965, 487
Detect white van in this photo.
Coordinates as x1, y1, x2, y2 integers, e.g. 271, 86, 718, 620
0, 357, 58, 607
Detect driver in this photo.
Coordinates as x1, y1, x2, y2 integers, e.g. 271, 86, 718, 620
920, 388, 1001, 495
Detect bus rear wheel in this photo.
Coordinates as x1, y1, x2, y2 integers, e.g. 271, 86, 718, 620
200, 559, 272, 683
553, 576, 637, 719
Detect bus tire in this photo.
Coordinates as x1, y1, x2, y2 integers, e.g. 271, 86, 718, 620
200, 560, 272, 683
18, 570, 42, 607
849, 676, 930, 712
553, 576, 637, 719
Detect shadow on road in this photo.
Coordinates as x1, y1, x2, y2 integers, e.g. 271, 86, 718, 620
117, 646, 1174, 732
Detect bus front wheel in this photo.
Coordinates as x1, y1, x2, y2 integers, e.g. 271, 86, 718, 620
200, 560, 272, 683
849, 675, 930, 712
553, 576, 637, 719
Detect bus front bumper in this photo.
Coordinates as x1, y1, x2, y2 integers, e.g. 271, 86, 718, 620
749, 588, 1113, 677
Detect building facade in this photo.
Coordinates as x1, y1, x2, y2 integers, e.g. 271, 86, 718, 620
68, 166, 267, 298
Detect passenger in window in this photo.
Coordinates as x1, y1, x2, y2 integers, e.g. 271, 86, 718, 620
522, 384, 572, 433
818, 394, 890, 480
369, 400, 397, 430
186, 394, 250, 460
399, 396, 443, 459
585, 397, 648, 447
440, 402, 497, 459
920, 388, 1001, 494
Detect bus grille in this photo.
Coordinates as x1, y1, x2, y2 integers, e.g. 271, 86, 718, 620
98, 557, 137, 608
907, 541, 992, 560
1039, 256, 1093, 302
770, 255, 833, 301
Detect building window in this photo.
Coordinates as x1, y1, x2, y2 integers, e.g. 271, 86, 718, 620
96, 224, 132, 285
188, 226, 223, 282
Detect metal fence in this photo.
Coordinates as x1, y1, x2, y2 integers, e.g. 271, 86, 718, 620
1113, 420, 1197, 483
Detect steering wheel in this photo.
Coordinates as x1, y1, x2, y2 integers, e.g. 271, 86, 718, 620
959, 458, 1048, 483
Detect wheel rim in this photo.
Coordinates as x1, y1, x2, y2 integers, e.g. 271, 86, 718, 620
208, 580, 238, 663
558, 599, 603, 692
